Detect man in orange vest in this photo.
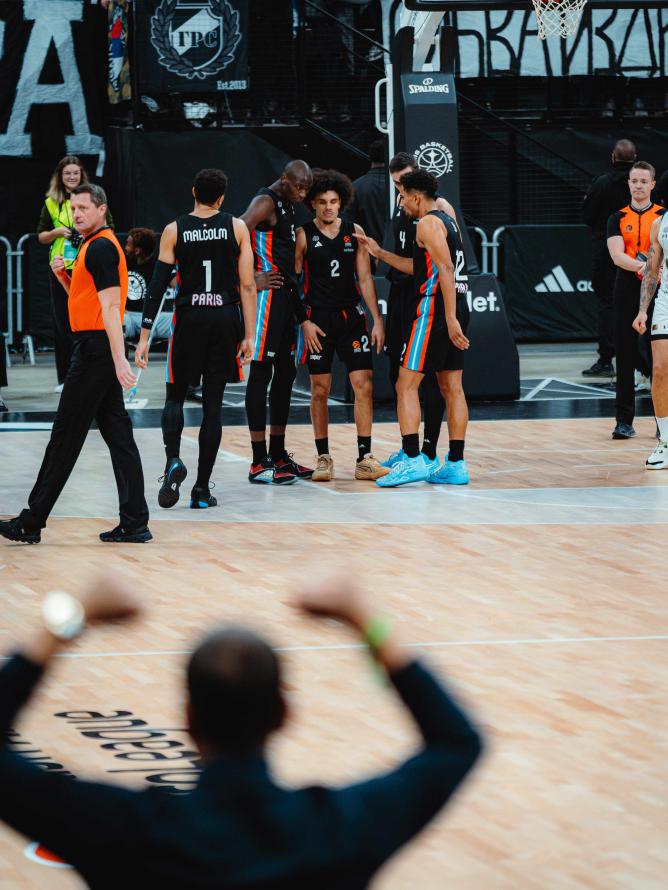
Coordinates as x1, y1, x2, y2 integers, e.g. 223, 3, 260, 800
0, 185, 150, 544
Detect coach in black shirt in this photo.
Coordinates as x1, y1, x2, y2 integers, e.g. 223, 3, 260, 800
348, 139, 388, 249
0, 576, 482, 889
582, 138, 637, 377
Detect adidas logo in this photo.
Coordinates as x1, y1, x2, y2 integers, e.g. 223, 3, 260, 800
535, 265, 574, 293
535, 266, 593, 294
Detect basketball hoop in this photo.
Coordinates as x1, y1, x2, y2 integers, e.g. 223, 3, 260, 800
531, 0, 586, 39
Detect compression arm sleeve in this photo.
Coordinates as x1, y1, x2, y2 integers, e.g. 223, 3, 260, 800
141, 260, 174, 331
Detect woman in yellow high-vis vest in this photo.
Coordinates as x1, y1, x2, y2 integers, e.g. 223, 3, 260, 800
37, 156, 114, 389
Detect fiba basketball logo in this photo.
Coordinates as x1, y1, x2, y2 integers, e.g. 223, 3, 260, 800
415, 141, 454, 178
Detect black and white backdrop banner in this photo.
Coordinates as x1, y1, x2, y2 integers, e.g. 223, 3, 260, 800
136, 0, 249, 93
451, 7, 667, 77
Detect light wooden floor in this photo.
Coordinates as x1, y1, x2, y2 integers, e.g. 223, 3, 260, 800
0, 418, 666, 889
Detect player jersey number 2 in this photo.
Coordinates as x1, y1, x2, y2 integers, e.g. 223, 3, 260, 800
454, 250, 466, 281
330, 259, 340, 278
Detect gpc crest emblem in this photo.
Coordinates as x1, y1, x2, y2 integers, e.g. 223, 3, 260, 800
151, 0, 241, 81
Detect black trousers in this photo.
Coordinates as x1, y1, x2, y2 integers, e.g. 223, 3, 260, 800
48, 269, 74, 384
0, 332, 7, 388
613, 270, 653, 425
20, 331, 149, 530
591, 235, 616, 363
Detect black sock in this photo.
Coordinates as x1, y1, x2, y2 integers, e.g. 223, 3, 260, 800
252, 439, 267, 464
448, 440, 465, 462
315, 437, 329, 455
269, 433, 285, 461
402, 433, 420, 458
421, 373, 444, 459
357, 436, 371, 461
421, 437, 437, 460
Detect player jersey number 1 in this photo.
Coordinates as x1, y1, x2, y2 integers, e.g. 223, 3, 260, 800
202, 259, 212, 291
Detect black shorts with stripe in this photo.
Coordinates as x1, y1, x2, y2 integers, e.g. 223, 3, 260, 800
166, 305, 243, 386
299, 303, 373, 375
400, 296, 470, 374
253, 287, 297, 363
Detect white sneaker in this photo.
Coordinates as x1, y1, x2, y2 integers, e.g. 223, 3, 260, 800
646, 440, 668, 470
312, 454, 334, 482
54, 383, 64, 393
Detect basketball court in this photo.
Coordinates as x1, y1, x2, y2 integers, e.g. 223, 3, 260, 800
1, 347, 666, 888
1, 0, 667, 885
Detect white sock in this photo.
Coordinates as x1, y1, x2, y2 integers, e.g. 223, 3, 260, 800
657, 416, 668, 442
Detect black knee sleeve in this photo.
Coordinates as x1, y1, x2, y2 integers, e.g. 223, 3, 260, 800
245, 360, 272, 432
269, 350, 296, 428
196, 383, 225, 488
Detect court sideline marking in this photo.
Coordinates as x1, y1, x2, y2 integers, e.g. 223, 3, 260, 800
0, 633, 664, 661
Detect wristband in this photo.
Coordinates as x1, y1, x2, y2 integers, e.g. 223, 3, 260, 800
42, 591, 85, 642
363, 614, 393, 653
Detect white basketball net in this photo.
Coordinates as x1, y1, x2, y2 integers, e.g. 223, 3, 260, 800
531, 0, 587, 38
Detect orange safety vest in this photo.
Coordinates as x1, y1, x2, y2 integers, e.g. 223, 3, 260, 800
68, 228, 128, 332
610, 203, 665, 260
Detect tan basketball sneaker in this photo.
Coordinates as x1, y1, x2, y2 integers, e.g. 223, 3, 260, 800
355, 453, 390, 480
312, 454, 334, 482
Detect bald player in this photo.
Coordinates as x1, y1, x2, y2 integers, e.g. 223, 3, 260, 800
242, 161, 314, 485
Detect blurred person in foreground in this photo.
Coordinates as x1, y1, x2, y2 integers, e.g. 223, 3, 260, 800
0, 573, 482, 888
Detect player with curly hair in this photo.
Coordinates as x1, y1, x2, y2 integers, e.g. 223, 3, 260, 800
295, 169, 388, 482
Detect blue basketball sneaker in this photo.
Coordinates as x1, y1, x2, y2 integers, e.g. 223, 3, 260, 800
421, 453, 440, 476
380, 448, 405, 469
429, 458, 469, 485
376, 453, 430, 487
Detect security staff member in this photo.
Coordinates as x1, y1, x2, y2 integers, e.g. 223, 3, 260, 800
0, 573, 482, 889
0, 185, 150, 545
607, 162, 665, 439
582, 139, 637, 377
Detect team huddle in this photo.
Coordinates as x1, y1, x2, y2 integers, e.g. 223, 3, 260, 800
135, 154, 472, 510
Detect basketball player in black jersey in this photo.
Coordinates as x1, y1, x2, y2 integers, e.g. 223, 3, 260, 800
241, 160, 314, 485
294, 169, 387, 482
135, 169, 256, 508
357, 154, 460, 477
376, 170, 470, 487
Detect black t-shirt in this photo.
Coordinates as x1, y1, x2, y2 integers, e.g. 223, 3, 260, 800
84, 236, 120, 291
126, 254, 157, 310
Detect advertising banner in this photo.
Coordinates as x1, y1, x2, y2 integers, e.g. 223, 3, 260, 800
136, 0, 249, 94
503, 225, 597, 340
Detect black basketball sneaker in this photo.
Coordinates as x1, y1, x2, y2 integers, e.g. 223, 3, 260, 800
190, 485, 218, 509
158, 458, 188, 508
